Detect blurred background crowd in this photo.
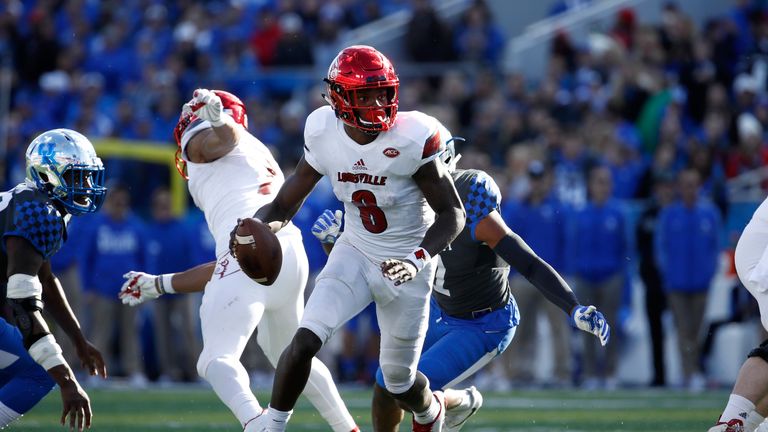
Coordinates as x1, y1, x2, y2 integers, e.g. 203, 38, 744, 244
3, 0, 768, 393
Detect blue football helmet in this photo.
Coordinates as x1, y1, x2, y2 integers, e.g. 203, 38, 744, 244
25, 129, 107, 215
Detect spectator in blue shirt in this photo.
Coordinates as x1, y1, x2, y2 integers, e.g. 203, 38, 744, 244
569, 165, 627, 390
501, 160, 572, 387
635, 171, 676, 387
184, 207, 216, 267
81, 184, 148, 386
145, 187, 199, 383
655, 169, 722, 391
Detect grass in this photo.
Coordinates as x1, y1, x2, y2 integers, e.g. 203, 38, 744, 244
12, 386, 727, 431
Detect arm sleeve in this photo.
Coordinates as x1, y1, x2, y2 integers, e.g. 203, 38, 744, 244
493, 233, 578, 314
465, 171, 502, 241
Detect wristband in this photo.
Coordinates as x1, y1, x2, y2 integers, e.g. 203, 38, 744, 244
156, 273, 176, 294
7, 273, 42, 299
29, 334, 66, 370
404, 247, 432, 273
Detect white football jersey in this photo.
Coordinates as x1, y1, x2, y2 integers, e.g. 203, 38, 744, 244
181, 120, 299, 257
751, 196, 768, 233
303, 106, 443, 263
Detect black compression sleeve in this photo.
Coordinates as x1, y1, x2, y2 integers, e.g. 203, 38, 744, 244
7, 297, 47, 348
493, 233, 578, 315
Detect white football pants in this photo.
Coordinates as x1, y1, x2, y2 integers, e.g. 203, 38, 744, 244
300, 240, 435, 394
736, 217, 768, 332
196, 230, 355, 431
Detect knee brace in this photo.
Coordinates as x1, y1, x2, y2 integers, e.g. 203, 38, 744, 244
379, 332, 422, 394
379, 362, 415, 394
748, 339, 768, 363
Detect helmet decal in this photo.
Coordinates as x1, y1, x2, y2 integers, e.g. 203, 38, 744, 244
25, 129, 107, 215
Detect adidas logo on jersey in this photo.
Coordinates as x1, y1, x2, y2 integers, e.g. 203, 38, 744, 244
352, 159, 367, 171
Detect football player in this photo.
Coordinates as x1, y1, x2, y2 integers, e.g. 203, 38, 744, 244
117, 89, 358, 432
233, 45, 466, 432
312, 130, 611, 432
0, 129, 107, 430
709, 197, 768, 432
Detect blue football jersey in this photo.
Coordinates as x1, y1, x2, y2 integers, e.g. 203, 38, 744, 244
432, 169, 510, 316
0, 183, 68, 261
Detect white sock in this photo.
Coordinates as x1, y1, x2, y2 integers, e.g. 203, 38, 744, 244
720, 394, 756, 424
0, 402, 21, 428
265, 405, 292, 432
303, 358, 357, 432
414, 393, 440, 425
746, 411, 766, 432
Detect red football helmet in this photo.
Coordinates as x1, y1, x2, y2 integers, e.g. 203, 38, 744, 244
173, 90, 248, 178
324, 45, 399, 133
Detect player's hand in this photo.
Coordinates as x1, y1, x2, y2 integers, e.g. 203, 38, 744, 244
229, 218, 242, 258
312, 209, 343, 244
570, 305, 610, 346
381, 259, 418, 286
119, 271, 162, 306
58, 379, 92, 431
185, 88, 225, 127
74, 340, 107, 379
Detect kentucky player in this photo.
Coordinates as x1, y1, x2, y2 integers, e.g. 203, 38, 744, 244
0, 129, 107, 430
117, 89, 358, 432
235, 45, 466, 432
312, 130, 612, 431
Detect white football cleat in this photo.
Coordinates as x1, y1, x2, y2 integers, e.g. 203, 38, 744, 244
707, 419, 744, 432
755, 419, 768, 432
243, 410, 267, 432
444, 386, 483, 432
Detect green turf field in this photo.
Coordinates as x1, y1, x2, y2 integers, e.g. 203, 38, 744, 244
12, 386, 727, 431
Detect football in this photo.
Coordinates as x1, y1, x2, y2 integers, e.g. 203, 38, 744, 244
233, 218, 282, 285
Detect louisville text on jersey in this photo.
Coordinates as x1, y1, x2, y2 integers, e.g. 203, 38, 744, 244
336, 172, 388, 186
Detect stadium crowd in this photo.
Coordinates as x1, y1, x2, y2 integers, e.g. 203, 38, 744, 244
3, 0, 768, 392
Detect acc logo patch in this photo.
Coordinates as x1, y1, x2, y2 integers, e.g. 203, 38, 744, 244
383, 148, 399, 158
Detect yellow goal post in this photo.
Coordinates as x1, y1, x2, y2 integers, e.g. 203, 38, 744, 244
92, 139, 187, 216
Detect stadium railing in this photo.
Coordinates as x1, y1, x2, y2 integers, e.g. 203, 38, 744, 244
93, 139, 187, 216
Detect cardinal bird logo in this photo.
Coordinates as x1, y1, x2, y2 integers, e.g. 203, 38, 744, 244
414, 249, 426, 261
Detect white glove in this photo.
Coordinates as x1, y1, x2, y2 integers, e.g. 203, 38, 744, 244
381, 259, 418, 286
381, 247, 432, 286
311, 209, 343, 244
119, 271, 164, 306
184, 88, 225, 126
570, 305, 611, 346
